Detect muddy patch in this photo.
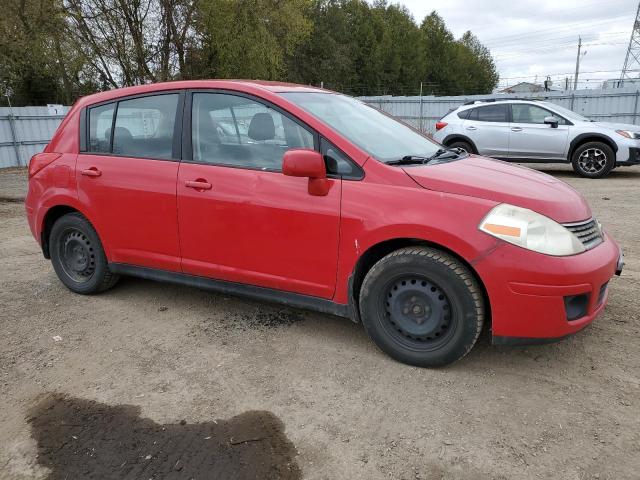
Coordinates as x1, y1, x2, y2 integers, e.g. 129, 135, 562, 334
27, 394, 301, 480
193, 302, 306, 340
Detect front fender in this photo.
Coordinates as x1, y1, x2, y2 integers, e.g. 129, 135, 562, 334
334, 180, 499, 304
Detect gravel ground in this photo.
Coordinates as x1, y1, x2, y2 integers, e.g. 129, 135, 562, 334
1, 164, 638, 479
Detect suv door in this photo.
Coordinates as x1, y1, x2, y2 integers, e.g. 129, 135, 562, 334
177, 91, 341, 298
76, 92, 183, 271
461, 104, 510, 158
508, 103, 570, 160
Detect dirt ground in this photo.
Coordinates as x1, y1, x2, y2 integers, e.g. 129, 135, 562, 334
1, 164, 638, 480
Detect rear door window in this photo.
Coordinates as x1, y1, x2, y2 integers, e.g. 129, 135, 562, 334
475, 105, 508, 123
112, 94, 179, 160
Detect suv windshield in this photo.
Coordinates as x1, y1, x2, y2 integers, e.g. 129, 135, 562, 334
280, 92, 441, 163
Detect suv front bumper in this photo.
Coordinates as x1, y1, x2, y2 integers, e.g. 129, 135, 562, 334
619, 146, 640, 165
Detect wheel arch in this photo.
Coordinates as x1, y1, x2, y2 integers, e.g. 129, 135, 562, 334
441, 134, 478, 154
39, 204, 106, 260
348, 237, 491, 327
568, 133, 618, 161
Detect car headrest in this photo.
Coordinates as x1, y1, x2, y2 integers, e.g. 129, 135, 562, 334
248, 112, 275, 141
105, 126, 133, 141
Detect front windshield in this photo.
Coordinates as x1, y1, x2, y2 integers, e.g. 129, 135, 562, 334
542, 102, 591, 122
280, 92, 441, 162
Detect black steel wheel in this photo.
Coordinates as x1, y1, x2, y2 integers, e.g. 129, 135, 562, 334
57, 228, 96, 282
359, 246, 484, 367
49, 213, 119, 294
383, 276, 455, 349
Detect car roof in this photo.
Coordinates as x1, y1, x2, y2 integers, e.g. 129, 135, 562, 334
460, 98, 544, 108
76, 80, 328, 108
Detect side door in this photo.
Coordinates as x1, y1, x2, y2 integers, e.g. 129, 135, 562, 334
76, 92, 183, 271
177, 91, 342, 299
508, 104, 570, 161
462, 104, 510, 158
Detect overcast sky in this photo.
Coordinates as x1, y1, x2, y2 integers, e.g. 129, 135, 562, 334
399, 0, 638, 90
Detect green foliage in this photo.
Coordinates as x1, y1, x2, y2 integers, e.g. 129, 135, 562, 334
0, 0, 499, 105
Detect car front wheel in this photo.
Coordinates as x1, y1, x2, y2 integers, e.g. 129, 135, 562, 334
49, 212, 119, 294
571, 142, 615, 178
359, 247, 484, 367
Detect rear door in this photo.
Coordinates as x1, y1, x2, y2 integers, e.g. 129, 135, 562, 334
76, 92, 183, 271
462, 104, 510, 158
508, 103, 570, 160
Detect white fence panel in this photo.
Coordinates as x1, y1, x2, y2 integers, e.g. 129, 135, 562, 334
2, 88, 640, 167
0, 106, 70, 168
360, 87, 640, 135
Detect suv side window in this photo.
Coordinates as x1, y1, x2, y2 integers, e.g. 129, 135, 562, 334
475, 104, 508, 122
112, 94, 179, 159
191, 93, 314, 171
512, 104, 567, 125
88, 103, 115, 153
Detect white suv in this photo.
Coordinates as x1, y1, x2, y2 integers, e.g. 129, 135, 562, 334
433, 99, 640, 178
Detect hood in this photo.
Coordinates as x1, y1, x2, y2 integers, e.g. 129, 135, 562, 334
404, 155, 591, 223
592, 121, 639, 133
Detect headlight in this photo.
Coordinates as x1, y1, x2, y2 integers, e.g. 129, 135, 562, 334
479, 204, 585, 256
615, 130, 640, 139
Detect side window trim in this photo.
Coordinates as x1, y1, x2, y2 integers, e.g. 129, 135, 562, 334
81, 90, 185, 162
182, 89, 320, 168
320, 137, 364, 181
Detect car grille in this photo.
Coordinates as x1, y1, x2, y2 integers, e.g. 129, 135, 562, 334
563, 218, 603, 250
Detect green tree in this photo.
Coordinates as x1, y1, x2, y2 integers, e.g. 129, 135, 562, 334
194, 0, 313, 80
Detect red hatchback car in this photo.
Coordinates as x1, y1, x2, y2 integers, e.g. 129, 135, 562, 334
26, 80, 624, 366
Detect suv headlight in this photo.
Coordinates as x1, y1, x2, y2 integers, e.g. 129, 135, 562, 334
479, 204, 585, 256
616, 130, 640, 139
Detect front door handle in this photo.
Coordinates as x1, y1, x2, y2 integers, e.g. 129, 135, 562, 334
511, 127, 523, 132
466, 126, 477, 131
185, 179, 212, 190
81, 167, 102, 177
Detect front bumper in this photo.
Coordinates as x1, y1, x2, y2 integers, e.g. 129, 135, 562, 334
473, 233, 621, 343
617, 145, 640, 166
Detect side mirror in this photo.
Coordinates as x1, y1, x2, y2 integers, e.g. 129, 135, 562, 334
282, 149, 330, 196
544, 116, 559, 128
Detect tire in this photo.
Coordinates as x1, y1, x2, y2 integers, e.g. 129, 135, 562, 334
571, 141, 615, 178
447, 140, 473, 154
49, 212, 119, 294
359, 247, 484, 367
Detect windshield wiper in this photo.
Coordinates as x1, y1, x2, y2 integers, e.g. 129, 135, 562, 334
429, 148, 464, 160
386, 148, 466, 166
386, 155, 435, 165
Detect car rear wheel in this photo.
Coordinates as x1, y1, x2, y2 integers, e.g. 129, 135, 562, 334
571, 142, 615, 178
49, 212, 119, 294
447, 140, 473, 154
359, 246, 484, 367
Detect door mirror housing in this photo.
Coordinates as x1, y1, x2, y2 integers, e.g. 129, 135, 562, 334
544, 116, 559, 128
282, 149, 330, 196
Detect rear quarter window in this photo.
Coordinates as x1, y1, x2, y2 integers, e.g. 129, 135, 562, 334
88, 103, 115, 153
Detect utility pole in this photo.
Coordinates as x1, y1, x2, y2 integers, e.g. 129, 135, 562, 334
574, 36, 582, 90
620, 1, 640, 86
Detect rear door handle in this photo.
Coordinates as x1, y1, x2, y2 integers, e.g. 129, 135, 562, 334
185, 179, 212, 190
81, 167, 102, 177
511, 127, 523, 132
466, 126, 477, 131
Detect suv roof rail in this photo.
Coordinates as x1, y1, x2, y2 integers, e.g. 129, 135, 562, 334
462, 97, 544, 106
